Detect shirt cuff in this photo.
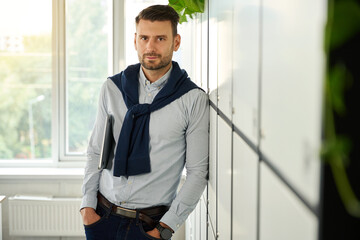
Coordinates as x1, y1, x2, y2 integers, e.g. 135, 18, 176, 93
80, 193, 98, 211
160, 210, 185, 232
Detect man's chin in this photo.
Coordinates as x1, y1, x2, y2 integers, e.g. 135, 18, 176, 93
142, 62, 167, 71
143, 65, 159, 71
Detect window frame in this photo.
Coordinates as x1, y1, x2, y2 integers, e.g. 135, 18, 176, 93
0, 0, 124, 167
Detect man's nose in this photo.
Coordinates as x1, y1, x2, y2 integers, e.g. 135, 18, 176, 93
146, 39, 156, 51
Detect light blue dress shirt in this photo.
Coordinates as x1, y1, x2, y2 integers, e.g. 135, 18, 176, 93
81, 64, 209, 231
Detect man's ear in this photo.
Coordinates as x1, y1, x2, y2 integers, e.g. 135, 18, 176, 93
173, 34, 181, 51
134, 33, 137, 50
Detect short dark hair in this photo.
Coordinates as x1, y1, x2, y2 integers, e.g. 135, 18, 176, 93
135, 5, 180, 36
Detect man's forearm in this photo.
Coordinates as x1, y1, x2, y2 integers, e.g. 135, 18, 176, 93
160, 169, 208, 231
81, 153, 102, 210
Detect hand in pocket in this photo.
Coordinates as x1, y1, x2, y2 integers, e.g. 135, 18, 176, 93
81, 207, 101, 225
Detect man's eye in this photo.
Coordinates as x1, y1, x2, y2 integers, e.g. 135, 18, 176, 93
158, 37, 165, 41
141, 37, 147, 40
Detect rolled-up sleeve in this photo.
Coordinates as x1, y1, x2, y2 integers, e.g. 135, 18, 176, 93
80, 82, 108, 210
161, 90, 209, 231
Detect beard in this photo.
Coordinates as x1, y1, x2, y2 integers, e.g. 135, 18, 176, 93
139, 48, 173, 71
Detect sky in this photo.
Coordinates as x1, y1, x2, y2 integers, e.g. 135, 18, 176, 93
0, 0, 52, 36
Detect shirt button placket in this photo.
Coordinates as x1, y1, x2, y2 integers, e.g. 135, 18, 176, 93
124, 177, 134, 202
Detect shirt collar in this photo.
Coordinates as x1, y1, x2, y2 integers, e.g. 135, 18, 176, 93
139, 64, 173, 90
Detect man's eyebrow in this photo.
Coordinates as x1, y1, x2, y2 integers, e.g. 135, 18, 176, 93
138, 34, 168, 38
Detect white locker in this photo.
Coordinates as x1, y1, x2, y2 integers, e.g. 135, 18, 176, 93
178, 20, 195, 80
208, 107, 217, 230
201, 0, 209, 91
185, 205, 196, 240
194, 18, 202, 89
232, 133, 258, 240
200, 186, 208, 240
217, 118, 232, 240
217, 0, 233, 119
186, 194, 208, 240
260, 0, 326, 206
208, 0, 218, 104
200, 196, 208, 240
208, 222, 217, 240
232, 0, 261, 145
202, 185, 207, 206
259, 163, 318, 240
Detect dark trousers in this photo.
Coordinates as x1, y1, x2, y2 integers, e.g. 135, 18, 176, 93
84, 203, 167, 240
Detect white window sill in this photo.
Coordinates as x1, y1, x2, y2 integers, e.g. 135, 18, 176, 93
0, 168, 84, 180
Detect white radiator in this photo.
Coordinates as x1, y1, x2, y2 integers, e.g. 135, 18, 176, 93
8, 195, 84, 236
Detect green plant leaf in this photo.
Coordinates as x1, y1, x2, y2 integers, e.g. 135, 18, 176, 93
327, 0, 360, 50
169, 0, 186, 12
321, 136, 351, 166
179, 13, 188, 23
184, 7, 195, 19
184, 0, 203, 12
328, 63, 353, 115
168, 0, 204, 24
169, 0, 185, 7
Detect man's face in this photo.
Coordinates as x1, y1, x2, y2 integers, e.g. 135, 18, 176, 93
135, 20, 180, 71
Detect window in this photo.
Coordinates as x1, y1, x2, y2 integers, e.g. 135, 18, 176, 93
64, 0, 112, 158
0, 0, 199, 165
0, 0, 52, 160
0, 0, 112, 163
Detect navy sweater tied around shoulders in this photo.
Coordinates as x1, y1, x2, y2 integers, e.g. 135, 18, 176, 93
109, 61, 200, 177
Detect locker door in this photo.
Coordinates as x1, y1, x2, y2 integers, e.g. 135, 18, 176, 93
208, 222, 217, 240
232, 134, 258, 240
217, 0, 233, 118
232, 0, 261, 145
259, 163, 318, 240
208, 0, 218, 104
208, 107, 217, 232
200, 196, 208, 240
185, 202, 200, 240
260, 0, 326, 206
200, 0, 209, 92
217, 118, 232, 240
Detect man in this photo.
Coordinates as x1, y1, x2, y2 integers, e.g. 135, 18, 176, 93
80, 5, 209, 240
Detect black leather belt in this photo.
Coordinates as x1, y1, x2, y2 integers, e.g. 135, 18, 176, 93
97, 193, 169, 228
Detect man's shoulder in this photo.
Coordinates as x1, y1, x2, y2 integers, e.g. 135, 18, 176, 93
108, 63, 141, 81
101, 77, 123, 98
108, 72, 122, 82
107, 72, 123, 92
187, 87, 207, 98
180, 87, 208, 107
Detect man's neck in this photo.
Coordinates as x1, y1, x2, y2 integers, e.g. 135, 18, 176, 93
141, 63, 172, 83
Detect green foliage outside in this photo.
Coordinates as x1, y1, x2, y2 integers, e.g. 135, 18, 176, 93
0, 35, 52, 159
0, 0, 109, 159
66, 0, 109, 153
